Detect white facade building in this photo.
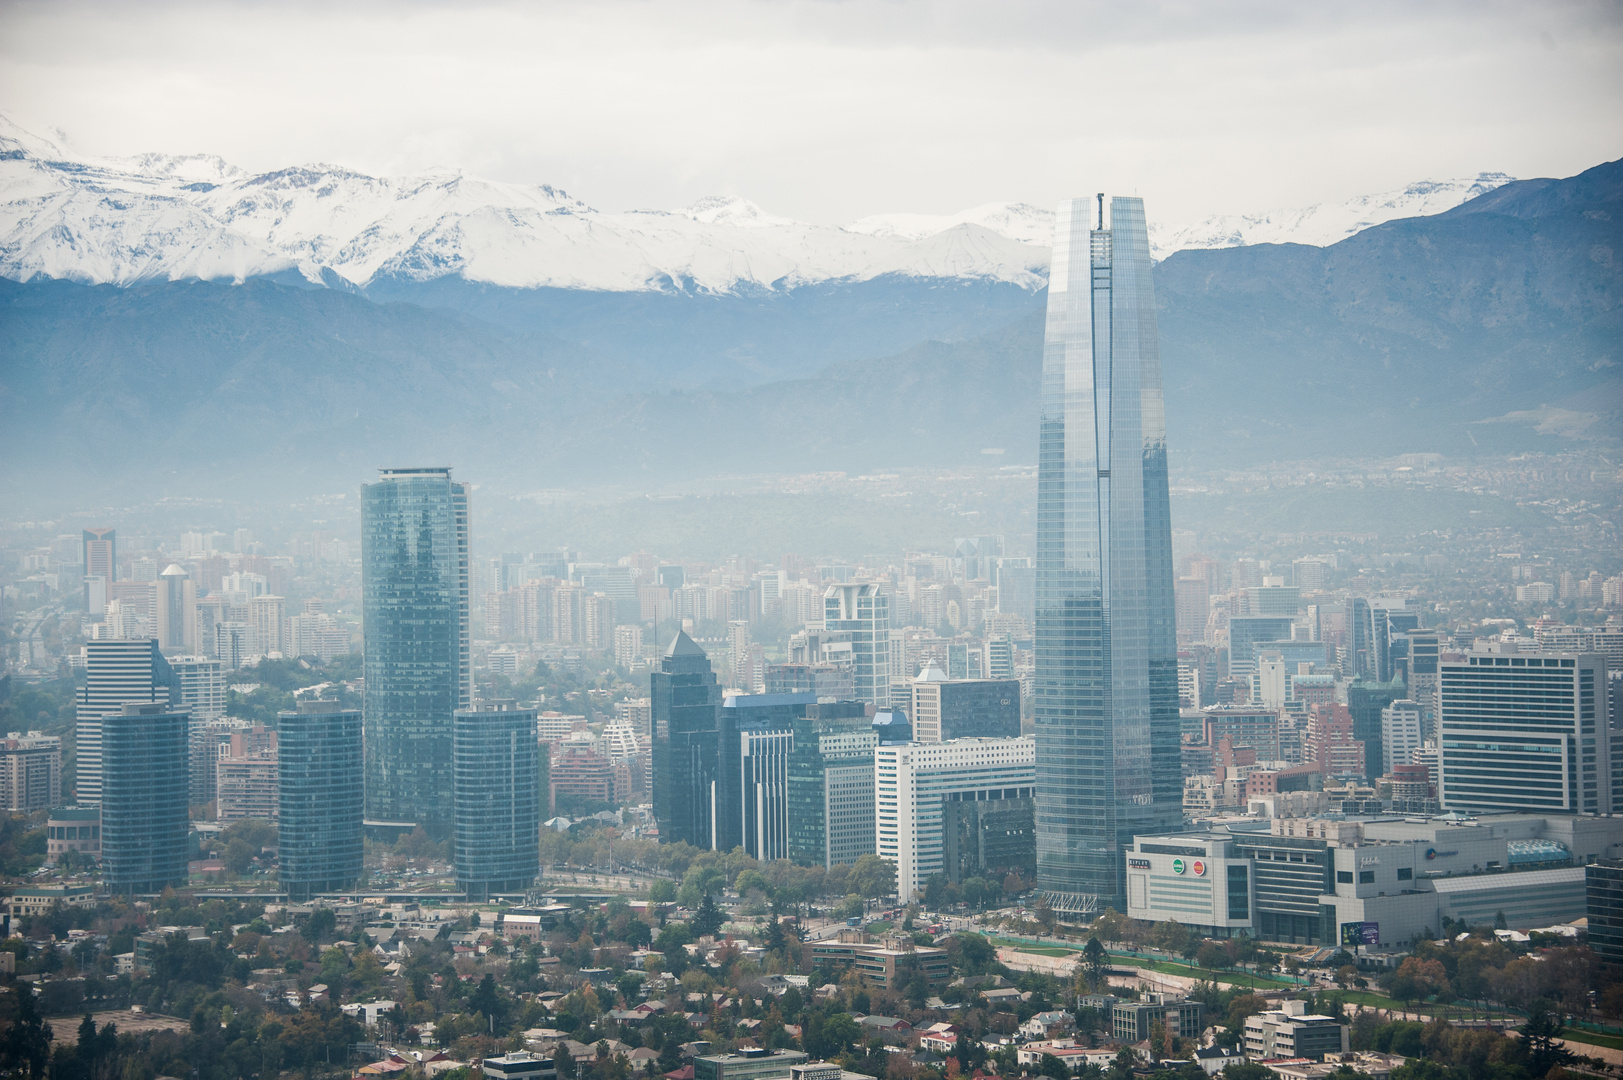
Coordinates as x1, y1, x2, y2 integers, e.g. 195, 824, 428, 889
1380, 700, 1423, 777
874, 736, 1035, 903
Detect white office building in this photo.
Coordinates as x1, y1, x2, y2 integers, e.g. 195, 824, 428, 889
1439, 652, 1610, 815
1380, 700, 1423, 777
874, 736, 1035, 903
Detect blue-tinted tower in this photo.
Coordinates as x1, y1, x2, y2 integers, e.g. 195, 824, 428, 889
1035, 195, 1181, 914
453, 701, 541, 900
361, 467, 471, 835
651, 632, 722, 849
278, 700, 364, 900
101, 702, 189, 894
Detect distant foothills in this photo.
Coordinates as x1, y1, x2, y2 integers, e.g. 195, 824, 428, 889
0, 117, 1618, 507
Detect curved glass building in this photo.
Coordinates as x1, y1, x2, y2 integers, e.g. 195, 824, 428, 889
278, 700, 363, 901
453, 701, 540, 900
1035, 196, 1182, 915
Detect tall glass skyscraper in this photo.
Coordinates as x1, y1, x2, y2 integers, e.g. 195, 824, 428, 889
361, 467, 471, 834
1035, 195, 1181, 915
278, 700, 364, 901
651, 632, 722, 848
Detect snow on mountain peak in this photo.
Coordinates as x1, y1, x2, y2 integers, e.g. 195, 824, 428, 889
0, 114, 1515, 292
1147, 173, 1517, 258
681, 195, 796, 229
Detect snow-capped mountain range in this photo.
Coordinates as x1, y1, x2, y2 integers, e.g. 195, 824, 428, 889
0, 116, 1512, 293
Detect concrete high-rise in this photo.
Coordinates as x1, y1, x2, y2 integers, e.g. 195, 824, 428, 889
76, 639, 180, 806
651, 632, 723, 848
278, 701, 363, 901
101, 702, 189, 894
453, 701, 540, 900
361, 467, 471, 834
1034, 195, 1181, 915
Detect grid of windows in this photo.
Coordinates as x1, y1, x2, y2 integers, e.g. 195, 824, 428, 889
452, 703, 539, 900
278, 704, 363, 901
1439, 653, 1608, 815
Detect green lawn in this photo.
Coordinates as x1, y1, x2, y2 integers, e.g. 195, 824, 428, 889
866, 920, 893, 934
1560, 1029, 1623, 1052
1017, 946, 1077, 958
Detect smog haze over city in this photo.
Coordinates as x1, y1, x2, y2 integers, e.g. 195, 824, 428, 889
2, 1, 1623, 1073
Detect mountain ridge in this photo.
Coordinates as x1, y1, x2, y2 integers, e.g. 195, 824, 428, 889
2, 114, 1518, 291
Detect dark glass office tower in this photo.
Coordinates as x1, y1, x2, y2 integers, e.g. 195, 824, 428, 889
651, 632, 722, 848
453, 701, 540, 900
361, 467, 471, 835
102, 702, 189, 894
278, 700, 363, 901
1035, 195, 1181, 915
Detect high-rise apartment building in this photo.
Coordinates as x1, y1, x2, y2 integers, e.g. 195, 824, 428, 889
170, 656, 226, 806
101, 702, 189, 894
651, 632, 723, 848
248, 594, 286, 658
0, 732, 62, 812
1440, 652, 1610, 815
1380, 700, 1423, 778
361, 467, 471, 834
614, 624, 644, 669
76, 639, 180, 805
1034, 195, 1181, 914
278, 701, 363, 901
216, 727, 279, 822
876, 736, 1036, 904
453, 701, 540, 900
824, 584, 889, 706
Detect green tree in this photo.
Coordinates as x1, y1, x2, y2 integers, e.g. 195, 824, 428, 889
1521, 1004, 1573, 1076
0, 983, 53, 1078
648, 879, 677, 904
851, 853, 896, 899
692, 894, 724, 938
1083, 935, 1108, 989
1039, 1053, 1071, 1079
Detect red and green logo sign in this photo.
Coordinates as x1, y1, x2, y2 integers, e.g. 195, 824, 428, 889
1192, 860, 1207, 876
1171, 858, 1186, 874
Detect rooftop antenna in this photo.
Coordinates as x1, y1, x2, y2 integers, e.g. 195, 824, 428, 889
1096, 193, 1105, 230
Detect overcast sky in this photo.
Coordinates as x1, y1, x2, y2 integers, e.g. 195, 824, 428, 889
2, 0, 1620, 225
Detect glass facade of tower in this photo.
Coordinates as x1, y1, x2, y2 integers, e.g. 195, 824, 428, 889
1035, 196, 1181, 914
102, 702, 189, 894
361, 467, 470, 834
453, 702, 540, 900
651, 632, 722, 849
278, 703, 363, 901
824, 584, 890, 706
